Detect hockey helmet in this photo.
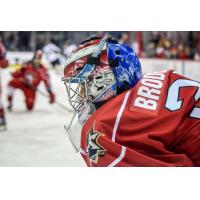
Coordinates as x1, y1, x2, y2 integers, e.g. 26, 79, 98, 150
32, 50, 43, 67
62, 34, 142, 114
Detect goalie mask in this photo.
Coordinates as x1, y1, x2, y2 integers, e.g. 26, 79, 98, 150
62, 34, 142, 152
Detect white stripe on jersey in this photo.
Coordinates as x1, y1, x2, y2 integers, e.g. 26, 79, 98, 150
112, 90, 131, 142
107, 146, 126, 167
80, 148, 87, 155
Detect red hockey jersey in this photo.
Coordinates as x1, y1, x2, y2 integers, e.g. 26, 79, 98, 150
12, 63, 51, 89
80, 70, 200, 167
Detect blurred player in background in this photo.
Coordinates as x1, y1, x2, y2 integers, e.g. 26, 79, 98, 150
43, 39, 62, 69
7, 50, 55, 111
63, 40, 77, 58
62, 34, 200, 167
0, 36, 9, 130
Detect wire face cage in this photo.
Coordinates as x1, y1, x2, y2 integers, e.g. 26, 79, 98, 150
62, 77, 88, 113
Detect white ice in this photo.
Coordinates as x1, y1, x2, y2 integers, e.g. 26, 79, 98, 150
0, 68, 86, 166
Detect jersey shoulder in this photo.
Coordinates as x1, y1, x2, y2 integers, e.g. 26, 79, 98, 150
129, 70, 173, 115
130, 69, 200, 120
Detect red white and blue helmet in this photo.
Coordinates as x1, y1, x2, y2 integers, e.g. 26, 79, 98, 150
62, 34, 142, 112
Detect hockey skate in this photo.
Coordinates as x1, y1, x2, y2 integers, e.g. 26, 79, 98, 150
7, 96, 13, 112
0, 115, 6, 131
7, 103, 12, 112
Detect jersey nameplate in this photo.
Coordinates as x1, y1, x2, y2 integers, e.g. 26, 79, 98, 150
130, 71, 167, 115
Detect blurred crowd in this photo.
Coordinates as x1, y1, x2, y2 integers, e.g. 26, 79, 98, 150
143, 32, 200, 60
1, 31, 200, 61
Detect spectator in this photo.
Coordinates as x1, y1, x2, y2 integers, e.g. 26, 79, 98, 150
119, 32, 132, 46
169, 45, 178, 59
177, 43, 187, 59
185, 46, 195, 59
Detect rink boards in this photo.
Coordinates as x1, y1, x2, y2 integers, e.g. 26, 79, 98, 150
6, 51, 200, 81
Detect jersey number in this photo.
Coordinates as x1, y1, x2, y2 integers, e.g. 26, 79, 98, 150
165, 79, 200, 119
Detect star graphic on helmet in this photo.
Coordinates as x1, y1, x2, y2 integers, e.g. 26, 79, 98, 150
86, 124, 106, 164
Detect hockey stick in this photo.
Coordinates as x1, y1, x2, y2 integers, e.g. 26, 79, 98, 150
36, 89, 72, 112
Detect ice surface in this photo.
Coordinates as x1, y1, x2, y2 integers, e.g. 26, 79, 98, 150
0, 68, 85, 166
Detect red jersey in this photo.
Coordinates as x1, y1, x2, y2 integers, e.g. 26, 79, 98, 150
80, 70, 200, 167
12, 63, 51, 89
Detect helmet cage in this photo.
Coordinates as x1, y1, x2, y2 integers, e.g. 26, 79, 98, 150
62, 77, 88, 112
62, 34, 111, 113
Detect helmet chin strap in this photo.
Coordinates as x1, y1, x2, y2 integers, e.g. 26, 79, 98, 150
64, 102, 96, 130
64, 102, 96, 153
78, 102, 96, 124
64, 112, 77, 150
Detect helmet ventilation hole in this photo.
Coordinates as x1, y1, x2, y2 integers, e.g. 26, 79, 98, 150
115, 50, 120, 55
96, 76, 102, 79
97, 86, 104, 91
